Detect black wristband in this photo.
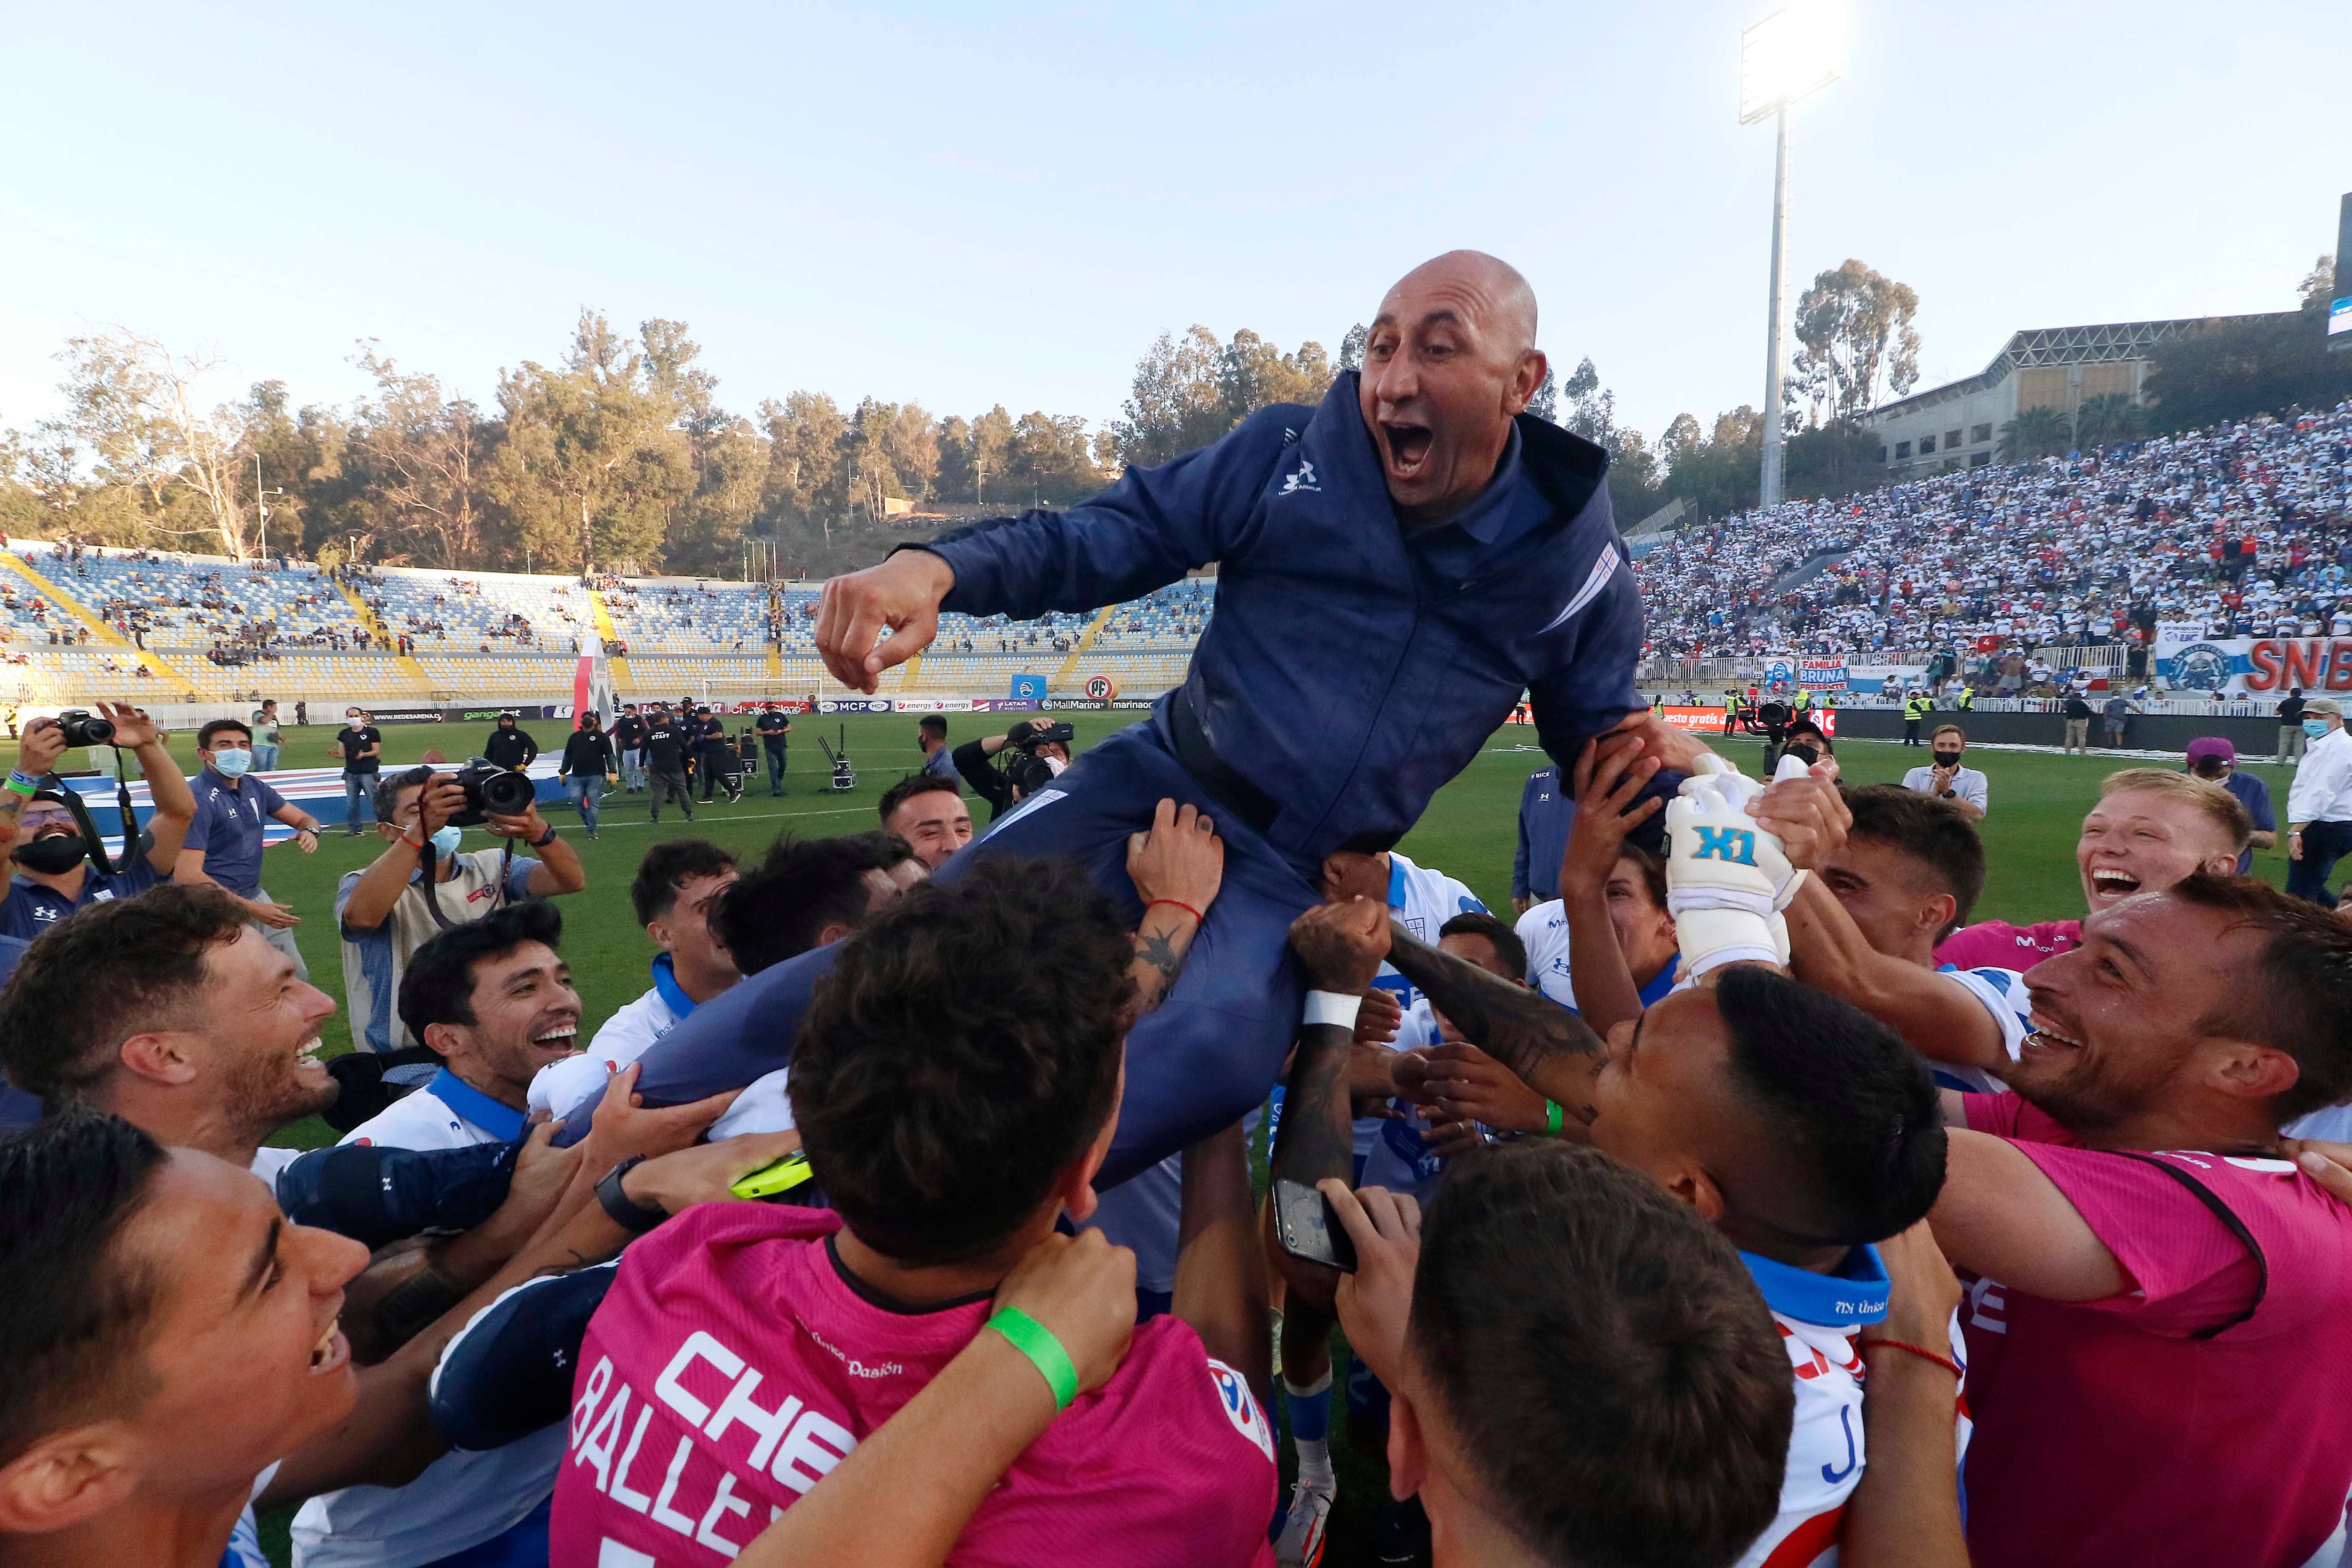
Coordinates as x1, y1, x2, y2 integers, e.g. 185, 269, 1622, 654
595, 1156, 668, 1234
531, 824, 557, 848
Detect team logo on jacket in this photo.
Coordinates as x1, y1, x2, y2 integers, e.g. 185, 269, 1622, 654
1206, 1358, 1275, 1460
1279, 459, 1320, 495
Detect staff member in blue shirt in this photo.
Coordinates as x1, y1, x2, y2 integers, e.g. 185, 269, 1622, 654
175, 717, 322, 979
1510, 763, 1577, 913
2185, 737, 2276, 876
588, 251, 1697, 1182
1, 703, 197, 939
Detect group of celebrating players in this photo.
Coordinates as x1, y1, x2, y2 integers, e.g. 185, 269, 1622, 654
2, 252, 2349, 1568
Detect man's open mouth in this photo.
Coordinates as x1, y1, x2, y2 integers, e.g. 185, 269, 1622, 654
295, 1036, 323, 1068
2023, 1014, 2085, 1057
1381, 422, 1434, 477
532, 1023, 579, 1050
310, 1317, 346, 1372
2088, 867, 2141, 899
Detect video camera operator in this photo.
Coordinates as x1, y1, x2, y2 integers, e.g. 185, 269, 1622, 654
336, 764, 586, 1053
0, 702, 195, 941
952, 717, 1074, 820
1747, 695, 1794, 771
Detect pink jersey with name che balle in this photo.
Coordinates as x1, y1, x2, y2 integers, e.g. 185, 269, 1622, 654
549, 1203, 1277, 1567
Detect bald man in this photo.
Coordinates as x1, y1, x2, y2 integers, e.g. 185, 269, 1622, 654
579, 252, 1678, 1183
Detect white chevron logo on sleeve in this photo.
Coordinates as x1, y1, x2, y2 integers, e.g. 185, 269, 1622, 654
1534, 544, 1621, 635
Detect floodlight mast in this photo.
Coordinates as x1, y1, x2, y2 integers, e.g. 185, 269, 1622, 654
1740, 3, 1842, 511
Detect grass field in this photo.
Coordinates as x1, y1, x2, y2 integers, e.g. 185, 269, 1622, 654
8, 713, 2308, 1564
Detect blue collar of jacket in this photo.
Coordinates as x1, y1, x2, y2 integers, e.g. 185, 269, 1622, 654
1739, 1244, 1889, 1328
650, 952, 697, 1020
1636, 963, 1679, 1009
1386, 856, 1409, 910
426, 1067, 527, 1142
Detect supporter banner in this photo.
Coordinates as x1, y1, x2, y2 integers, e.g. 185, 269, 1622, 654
818, 697, 893, 714
1797, 657, 1847, 690
2146, 635, 2342, 695
2156, 620, 2208, 647
1846, 664, 1928, 696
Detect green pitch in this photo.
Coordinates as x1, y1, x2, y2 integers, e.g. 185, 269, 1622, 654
6, 714, 2302, 1566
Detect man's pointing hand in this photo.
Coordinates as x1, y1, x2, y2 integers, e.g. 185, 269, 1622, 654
814, 550, 956, 693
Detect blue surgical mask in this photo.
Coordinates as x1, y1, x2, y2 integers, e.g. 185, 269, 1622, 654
2306, 718, 2334, 740
211, 748, 253, 778
429, 825, 464, 858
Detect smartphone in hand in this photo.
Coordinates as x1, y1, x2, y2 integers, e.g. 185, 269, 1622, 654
1272, 1177, 1358, 1274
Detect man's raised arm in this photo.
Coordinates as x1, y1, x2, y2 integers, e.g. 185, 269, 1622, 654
814, 412, 1290, 691
1377, 915, 1607, 1120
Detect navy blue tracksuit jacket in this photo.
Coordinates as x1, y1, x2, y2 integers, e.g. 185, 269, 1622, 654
573, 373, 1653, 1182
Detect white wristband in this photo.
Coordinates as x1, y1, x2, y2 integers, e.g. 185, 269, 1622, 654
1303, 990, 1364, 1029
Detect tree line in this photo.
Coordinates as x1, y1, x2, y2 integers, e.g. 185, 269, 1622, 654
4, 253, 2326, 577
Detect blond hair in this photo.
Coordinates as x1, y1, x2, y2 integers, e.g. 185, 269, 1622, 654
2097, 768, 2253, 854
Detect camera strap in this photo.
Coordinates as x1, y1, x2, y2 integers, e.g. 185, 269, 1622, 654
415, 836, 517, 932
49, 749, 146, 878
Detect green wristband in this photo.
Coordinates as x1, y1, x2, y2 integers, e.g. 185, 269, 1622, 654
987, 1306, 1079, 1411
1545, 1099, 1564, 1138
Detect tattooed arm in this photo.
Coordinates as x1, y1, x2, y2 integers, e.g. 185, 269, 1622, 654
1125, 799, 1224, 1011
1273, 898, 1391, 1308
1382, 917, 1610, 1128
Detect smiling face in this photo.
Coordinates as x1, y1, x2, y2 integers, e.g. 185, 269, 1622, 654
195, 927, 341, 1141
1358, 252, 1546, 526
2013, 895, 2256, 1134
651, 870, 740, 994
120, 1152, 367, 1499
429, 940, 581, 1106
1820, 836, 1952, 967
884, 789, 973, 872
2075, 788, 2241, 914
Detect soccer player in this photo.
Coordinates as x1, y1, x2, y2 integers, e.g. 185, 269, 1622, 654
878, 772, 974, 871
1935, 769, 2247, 971
1513, 737, 1679, 1034
1282, 898, 1958, 1568
550, 860, 1279, 1567
529, 839, 739, 1122
594, 250, 1687, 1187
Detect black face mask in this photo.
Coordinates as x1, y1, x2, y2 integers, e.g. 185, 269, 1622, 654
13, 832, 87, 875
1931, 751, 1963, 767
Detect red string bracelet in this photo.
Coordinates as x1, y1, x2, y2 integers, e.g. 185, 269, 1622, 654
1144, 899, 1205, 925
1858, 1337, 1963, 1380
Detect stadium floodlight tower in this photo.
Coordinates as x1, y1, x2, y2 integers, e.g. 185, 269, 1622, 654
1740, 0, 1844, 511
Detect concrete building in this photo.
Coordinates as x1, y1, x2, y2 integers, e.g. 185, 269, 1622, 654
1862, 319, 2199, 482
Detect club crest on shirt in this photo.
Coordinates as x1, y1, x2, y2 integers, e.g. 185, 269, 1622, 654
1205, 1358, 1274, 1461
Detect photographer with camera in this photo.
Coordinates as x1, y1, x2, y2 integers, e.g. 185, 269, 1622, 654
0, 702, 196, 940
953, 717, 1074, 820
176, 716, 321, 981
335, 764, 586, 1053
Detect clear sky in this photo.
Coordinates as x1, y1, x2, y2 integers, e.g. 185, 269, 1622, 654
0, 1, 2343, 447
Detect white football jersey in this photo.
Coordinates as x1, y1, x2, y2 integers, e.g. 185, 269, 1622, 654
1934, 964, 2031, 1095
1358, 852, 1486, 1160
1735, 1247, 1972, 1568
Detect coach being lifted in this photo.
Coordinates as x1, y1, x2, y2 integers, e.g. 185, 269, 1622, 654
602, 252, 1692, 1180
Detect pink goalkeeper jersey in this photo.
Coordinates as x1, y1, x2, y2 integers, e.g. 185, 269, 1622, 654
1958, 1095, 2352, 1568
549, 1204, 1277, 1568
1932, 917, 2080, 973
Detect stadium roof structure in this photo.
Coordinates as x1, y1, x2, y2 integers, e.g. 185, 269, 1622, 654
1870, 314, 2294, 421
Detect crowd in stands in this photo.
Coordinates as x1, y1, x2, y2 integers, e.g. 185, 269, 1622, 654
1637, 401, 2352, 665
4, 686, 2352, 1568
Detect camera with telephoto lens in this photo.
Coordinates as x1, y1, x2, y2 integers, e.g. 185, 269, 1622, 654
53, 708, 116, 748
447, 758, 536, 828
1011, 720, 1074, 751
1005, 749, 1059, 799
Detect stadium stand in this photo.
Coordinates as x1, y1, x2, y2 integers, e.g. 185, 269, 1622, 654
0, 400, 2341, 714
1636, 402, 2352, 666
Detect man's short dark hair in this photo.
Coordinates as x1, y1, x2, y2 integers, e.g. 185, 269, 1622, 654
397, 901, 563, 1046
0, 1110, 170, 1464
374, 764, 435, 823
1714, 967, 1946, 1245
876, 771, 961, 827
918, 714, 946, 738
790, 860, 1135, 1267
711, 831, 908, 975
1843, 782, 1987, 940
2171, 872, 2352, 1120
1411, 1142, 1792, 1568
629, 839, 738, 926
0, 885, 251, 1103
197, 718, 252, 749
1438, 911, 1526, 979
